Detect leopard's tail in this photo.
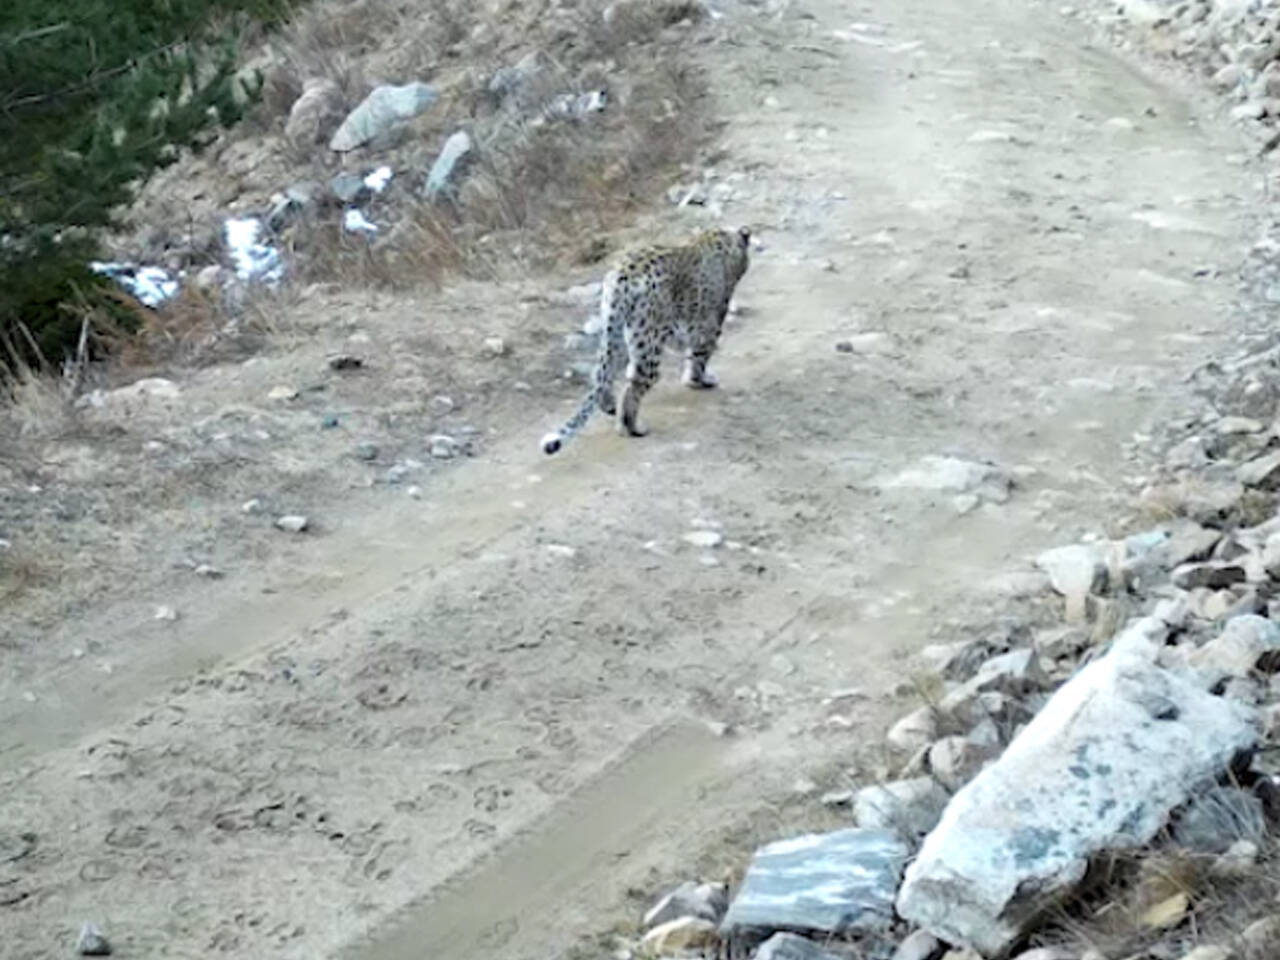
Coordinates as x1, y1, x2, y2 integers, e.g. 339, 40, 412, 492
540, 387, 599, 455
543, 276, 627, 456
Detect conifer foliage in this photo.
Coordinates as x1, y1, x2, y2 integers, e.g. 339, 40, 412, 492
0, 0, 287, 374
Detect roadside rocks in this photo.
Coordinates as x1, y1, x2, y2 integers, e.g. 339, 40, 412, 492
895, 614, 1260, 956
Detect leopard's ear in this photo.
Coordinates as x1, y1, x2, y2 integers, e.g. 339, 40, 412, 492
737, 225, 751, 246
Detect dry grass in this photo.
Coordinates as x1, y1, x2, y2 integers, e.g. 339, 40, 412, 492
243, 0, 713, 292
1031, 831, 1280, 959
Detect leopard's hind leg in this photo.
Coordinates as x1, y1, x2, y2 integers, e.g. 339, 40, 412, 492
618, 326, 662, 438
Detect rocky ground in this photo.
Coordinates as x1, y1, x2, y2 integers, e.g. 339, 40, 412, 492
6, 0, 1280, 958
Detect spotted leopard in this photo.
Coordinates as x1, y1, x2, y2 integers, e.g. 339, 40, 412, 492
541, 225, 752, 455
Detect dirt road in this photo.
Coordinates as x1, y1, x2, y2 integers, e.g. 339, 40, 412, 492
1, 0, 1263, 956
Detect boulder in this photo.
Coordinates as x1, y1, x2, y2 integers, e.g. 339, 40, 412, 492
330, 82, 438, 152
720, 828, 908, 942
895, 614, 1259, 958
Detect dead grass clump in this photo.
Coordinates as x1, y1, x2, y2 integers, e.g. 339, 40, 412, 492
1034, 840, 1280, 959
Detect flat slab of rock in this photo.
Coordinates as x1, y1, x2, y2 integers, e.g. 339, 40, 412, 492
721, 828, 908, 940
874, 456, 1012, 503
896, 614, 1259, 958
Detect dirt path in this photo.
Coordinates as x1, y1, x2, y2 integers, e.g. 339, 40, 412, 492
1, 0, 1264, 957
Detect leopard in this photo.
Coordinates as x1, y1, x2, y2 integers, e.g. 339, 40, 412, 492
540, 225, 752, 456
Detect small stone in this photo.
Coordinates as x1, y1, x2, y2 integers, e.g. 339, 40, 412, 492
1140, 891, 1189, 930
1035, 543, 1108, 598
428, 395, 455, 415
194, 264, 224, 290
1187, 614, 1280, 685
820, 790, 854, 808
330, 172, 369, 203
1232, 100, 1266, 122
1210, 838, 1259, 877
1242, 916, 1280, 959
1011, 949, 1077, 960
886, 706, 938, 752
755, 933, 844, 960
892, 930, 942, 960
643, 880, 729, 930
426, 130, 474, 200
275, 515, 309, 533
917, 639, 998, 680
1165, 523, 1223, 567
835, 340, 855, 353
1171, 561, 1247, 591
1238, 450, 1280, 489
355, 442, 379, 461
928, 735, 996, 791
193, 564, 222, 579
77, 923, 111, 956
429, 435, 459, 459
1178, 947, 1231, 960
682, 530, 724, 549
154, 605, 178, 621
640, 916, 717, 955
545, 544, 577, 559
327, 354, 364, 371
1212, 64, 1243, 91
242, 498, 263, 514
1034, 626, 1088, 660
406, 485, 423, 499
268, 385, 299, 401
482, 336, 507, 356
1215, 415, 1263, 435
854, 777, 951, 839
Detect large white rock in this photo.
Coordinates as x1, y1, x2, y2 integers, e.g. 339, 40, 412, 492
895, 614, 1259, 958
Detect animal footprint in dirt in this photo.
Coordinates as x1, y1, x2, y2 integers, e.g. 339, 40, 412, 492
472, 784, 514, 814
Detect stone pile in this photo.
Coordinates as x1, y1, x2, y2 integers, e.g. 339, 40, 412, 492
619, 318, 1280, 957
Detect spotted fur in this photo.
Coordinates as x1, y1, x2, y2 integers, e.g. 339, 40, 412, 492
541, 226, 752, 455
